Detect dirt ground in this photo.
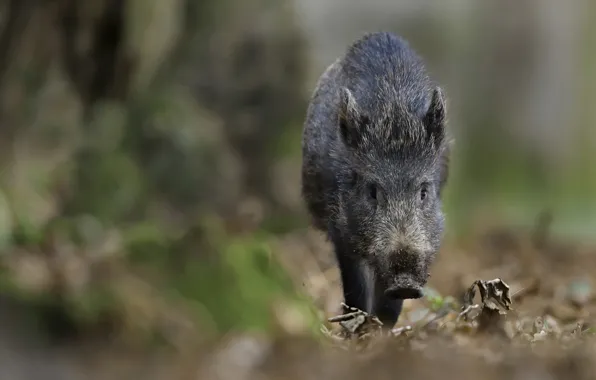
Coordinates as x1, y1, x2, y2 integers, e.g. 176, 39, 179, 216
243, 214, 596, 380
3, 214, 596, 380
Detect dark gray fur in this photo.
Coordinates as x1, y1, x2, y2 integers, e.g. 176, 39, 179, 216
301, 32, 451, 328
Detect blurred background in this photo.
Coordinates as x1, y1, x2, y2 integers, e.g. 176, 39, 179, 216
1, 0, 596, 379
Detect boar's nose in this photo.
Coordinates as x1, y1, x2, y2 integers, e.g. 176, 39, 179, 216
384, 273, 424, 299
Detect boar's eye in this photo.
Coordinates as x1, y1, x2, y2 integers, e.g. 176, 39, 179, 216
365, 182, 384, 206
420, 183, 430, 201
368, 183, 377, 201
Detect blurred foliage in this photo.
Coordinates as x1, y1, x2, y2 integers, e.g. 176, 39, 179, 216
0, 0, 316, 345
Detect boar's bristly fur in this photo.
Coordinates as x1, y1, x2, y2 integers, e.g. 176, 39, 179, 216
301, 32, 451, 328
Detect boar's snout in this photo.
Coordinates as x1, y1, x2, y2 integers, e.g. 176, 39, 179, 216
384, 273, 424, 299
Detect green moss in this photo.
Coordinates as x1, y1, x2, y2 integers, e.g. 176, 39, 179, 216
124, 222, 171, 267
67, 150, 145, 223
11, 217, 45, 247
163, 231, 318, 334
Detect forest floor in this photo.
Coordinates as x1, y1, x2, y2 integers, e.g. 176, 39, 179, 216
213, 213, 596, 380
2, 213, 596, 380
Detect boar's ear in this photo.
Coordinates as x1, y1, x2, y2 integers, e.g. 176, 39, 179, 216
338, 87, 364, 148
438, 137, 454, 195
423, 87, 446, 142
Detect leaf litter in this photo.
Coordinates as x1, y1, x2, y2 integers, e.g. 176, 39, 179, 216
194, 219, 596, 379
322, 276, 595, 359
